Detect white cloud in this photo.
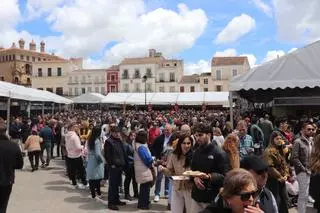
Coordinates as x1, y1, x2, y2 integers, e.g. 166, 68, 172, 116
288, 47, 298, 53
25, 0, 66, 20
184, 60, 210, 75
241, 54, 257, 67
214, 48, 237, 56
251, 0, 273, 17
273, 0, 320, 43
215, 14, 256, 44
0, 0, 20, 31
262, 50, 285, 63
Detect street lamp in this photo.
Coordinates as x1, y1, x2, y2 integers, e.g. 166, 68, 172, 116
143, 75, 148, 108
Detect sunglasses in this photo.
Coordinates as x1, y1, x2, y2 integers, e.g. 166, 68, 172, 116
237, 190, 259, 201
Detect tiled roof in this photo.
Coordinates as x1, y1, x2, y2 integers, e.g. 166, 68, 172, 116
106, 65, 119, 71
0, 47, 67, 61
211, 56, 248, 66
200, 72, 211, 77
180, 74, 200, 84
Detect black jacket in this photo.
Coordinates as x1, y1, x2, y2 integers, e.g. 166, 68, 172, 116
201, 196, 232, 213
191, 142, 229, 203
0, 135, 24, 186
150, 134, 165, 159
124, 141, 134, 167
104, 136, 126, 168
258, 187, 278, 213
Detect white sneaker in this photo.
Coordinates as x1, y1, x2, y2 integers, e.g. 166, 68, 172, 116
154, 195, 160, 202
308, 196, 315, 203
77, 183, 86, 190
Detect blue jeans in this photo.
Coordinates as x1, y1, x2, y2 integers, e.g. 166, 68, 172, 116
108, 167, 122, 204
138, 182, 151, 208
168, 179, 172, 204
154, 171, 169, 196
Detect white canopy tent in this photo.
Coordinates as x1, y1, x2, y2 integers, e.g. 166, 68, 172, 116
72, 93, 105, 104
230, 40, 320, 91
101, 93, 131, 104
151, 93, 180, 105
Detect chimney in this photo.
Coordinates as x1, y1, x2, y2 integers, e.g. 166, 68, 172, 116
29, 40, 36, 51
11, 42, 17, 48
40, 41, 45, 53
18, 38, 25, 49
149, 49, 156, 57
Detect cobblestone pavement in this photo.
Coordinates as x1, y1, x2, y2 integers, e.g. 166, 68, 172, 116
7, 157, 317, 213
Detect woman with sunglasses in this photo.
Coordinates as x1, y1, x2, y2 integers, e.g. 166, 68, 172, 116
201, 168, 264, 213
158, 135, 194, 213
263, 131, 289, 213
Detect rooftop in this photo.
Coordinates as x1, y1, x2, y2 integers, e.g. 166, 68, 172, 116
211, 56, 248, 66
200, 72, 211, 77
106, 65, 120, 71
180, 74, 200, 84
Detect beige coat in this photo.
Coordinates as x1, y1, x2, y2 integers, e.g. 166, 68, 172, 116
163, 154, 193, 191
24, 135, 42, 152
134, 143, 153, 184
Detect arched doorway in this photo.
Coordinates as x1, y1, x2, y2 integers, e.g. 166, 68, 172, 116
27, 77, 31, 85
25, 64, 31, 75
14, 77, 19, 84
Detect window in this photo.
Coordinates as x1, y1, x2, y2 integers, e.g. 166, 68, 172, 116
26, 56, 30, 61
101, 87, 105, 94
124, 84, 129, 92
12, 55, 15, 60
159, 73, 164, 82
75, 88, 79, 96
0, 77, 4, 81
216, 70, 221, 80
95, 87, 99, 92
122, 69, 129, 79
174, 63, 177, 66
46, 88, 53, 92
170, 73, 175, 82
68, 88, 72, 96
32, 57, 35, 62
25, 64, 31, 75
56, 87, 63, 95
38, 58, 41, 62
82, 76, 86, 83
159, 87, 165, 92
94, 76, 99, 83
111, 75, 115, 81
204, 78, 208, 84
216, 85, 222, 91
146, 68, 152, 78
82, 88, 86, 94
180, 86, 184, 92
170, 86, 175, 92
47, 68, 52, 77
20, 55, 24, 60
190, 86, 195, 92
68, 76, 72, 83
14, 77, 19, 84
232, 69, 238, 77
57, 67, 62, 76
204, 88, 208, 92
147, 83, 152, 92
134, 69, 141, 79
9, 55, 11, 61
110, 85, 116, 92
134, 83, 140, 92
88, 87, 92, 92
75, 76, 79, 83
26, 78, 31, 85
38, 68, 42, 77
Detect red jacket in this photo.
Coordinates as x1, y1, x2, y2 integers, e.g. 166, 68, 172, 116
148, 128, 160, 145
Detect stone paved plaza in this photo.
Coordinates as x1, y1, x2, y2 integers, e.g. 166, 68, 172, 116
7, 157, 316, 213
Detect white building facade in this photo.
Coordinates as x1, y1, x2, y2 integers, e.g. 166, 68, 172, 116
68, 69, 106, 96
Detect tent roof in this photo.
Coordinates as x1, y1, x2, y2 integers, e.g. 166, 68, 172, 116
230, 40, 320, 91
71, 93, 105, 104
0, 81, 72, 104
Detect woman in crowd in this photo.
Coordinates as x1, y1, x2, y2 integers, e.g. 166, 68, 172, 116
124, 131, 138, 200
309, 134, 320, 213
134, 129, 154, 210
263, 131, 289, 213
201, 168, 264, 213
222, 134, 240, 170
86, 126, 105, 199
159, 135, 193, 213
24, 130, 42, 172
80, 121, 91, 146
213, 127, 224, 147
222, 121, 233, 137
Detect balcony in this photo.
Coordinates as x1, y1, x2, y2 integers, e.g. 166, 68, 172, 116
68, 82, 79, 85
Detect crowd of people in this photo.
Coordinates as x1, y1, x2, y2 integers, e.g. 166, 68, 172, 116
1, 109, 320, 213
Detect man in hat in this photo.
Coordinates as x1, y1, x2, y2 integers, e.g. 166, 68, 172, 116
104, 126, 126, 210
0, 120, 24, 213
241, 156, 278, 213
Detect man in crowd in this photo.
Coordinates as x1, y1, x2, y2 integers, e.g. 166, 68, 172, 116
259, 114, 274, 148
9, 117, 23, 154
105, 126, 126, 211
151, 124, 172, 202
190, 123, 229, 212
291, 122, 314, 213
0, 120, 24, 213
148, 121, 160, 148
237, 120, 254, 158
241, 156, 279, 213
250, 115, 264, 156
39, 121, 54, 167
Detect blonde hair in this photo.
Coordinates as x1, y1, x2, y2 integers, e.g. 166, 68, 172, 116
309, 134, 320, 173
222, 134, 240, 169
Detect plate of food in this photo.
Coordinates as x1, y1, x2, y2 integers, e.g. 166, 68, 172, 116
182, 170, 205, 177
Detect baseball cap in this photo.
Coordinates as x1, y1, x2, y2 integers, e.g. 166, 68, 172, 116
240, 156, 268, 174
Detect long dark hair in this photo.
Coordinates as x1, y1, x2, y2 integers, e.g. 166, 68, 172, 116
173, 135, 193, 168
88, 126, 101, 150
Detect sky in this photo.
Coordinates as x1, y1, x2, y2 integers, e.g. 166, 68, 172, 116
1, 0, 320, 74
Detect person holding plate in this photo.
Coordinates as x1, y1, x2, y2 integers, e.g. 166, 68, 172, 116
159, 135, 194, 213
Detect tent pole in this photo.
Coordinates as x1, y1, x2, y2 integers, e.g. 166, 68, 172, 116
6, 97, 11, 136
27, 102, 31, 118
52, 103, 55, 114
229, 91, 234, 129
58, 103, 61, 113
42, 102, 45, 116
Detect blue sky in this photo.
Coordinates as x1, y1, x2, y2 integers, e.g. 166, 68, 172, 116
2, 0, 317, 73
